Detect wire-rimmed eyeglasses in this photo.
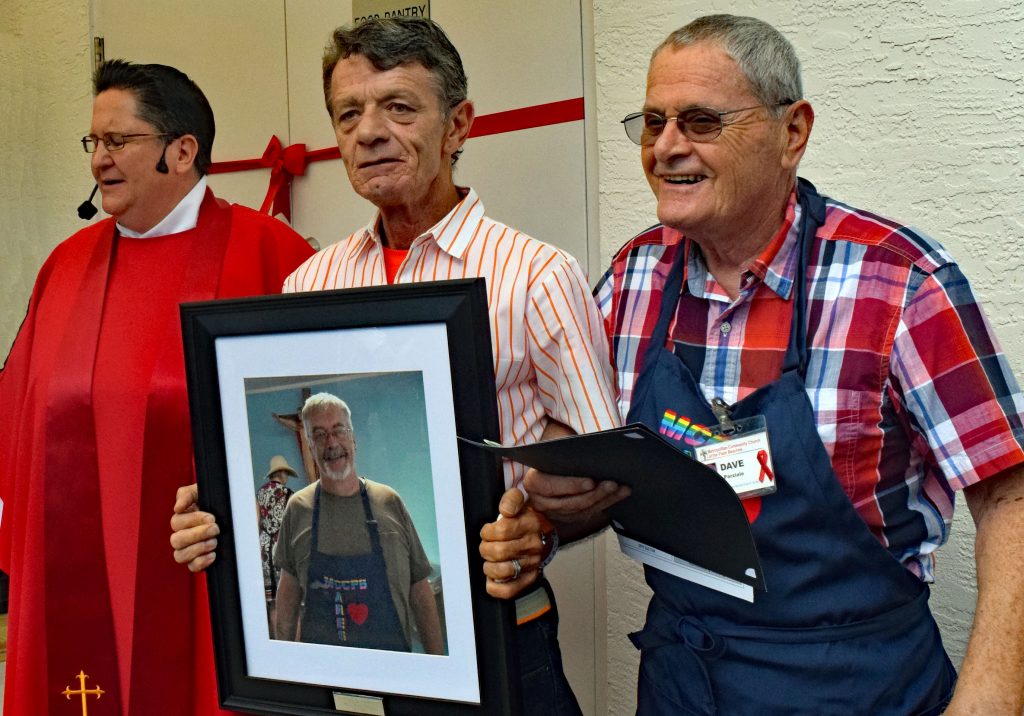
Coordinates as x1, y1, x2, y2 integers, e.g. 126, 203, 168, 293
81, 132, 171, 153
621, 102, 792, 145
310, 426, 354, 446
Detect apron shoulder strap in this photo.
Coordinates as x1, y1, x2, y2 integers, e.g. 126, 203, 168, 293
635, 240, 688, 382
785, 179, 828, 375
358, 479, 387, 560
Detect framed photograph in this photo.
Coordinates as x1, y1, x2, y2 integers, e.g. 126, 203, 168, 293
181, 279, 520, 716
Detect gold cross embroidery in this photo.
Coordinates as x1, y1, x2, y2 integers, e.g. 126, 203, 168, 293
62, 671, 104, 716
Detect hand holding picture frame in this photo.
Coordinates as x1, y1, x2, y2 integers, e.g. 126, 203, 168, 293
181, 279, 520, 715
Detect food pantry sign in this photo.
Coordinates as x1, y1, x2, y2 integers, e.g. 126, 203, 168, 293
353, 0, 430, 23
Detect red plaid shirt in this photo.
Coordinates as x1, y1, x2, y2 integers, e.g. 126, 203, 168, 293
596, 187, 1024, 581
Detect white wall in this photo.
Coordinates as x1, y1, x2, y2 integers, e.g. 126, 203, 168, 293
0, 0, 93, 357
593, 1, 1024, 713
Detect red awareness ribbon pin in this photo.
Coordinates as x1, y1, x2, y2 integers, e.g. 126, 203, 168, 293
757, 450, 774, 482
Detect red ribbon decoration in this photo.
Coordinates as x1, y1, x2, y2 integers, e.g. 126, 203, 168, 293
468, 97, 584, 138
208, 135, 339, 221
757, 450, 774, 482
207, 98, 585, 220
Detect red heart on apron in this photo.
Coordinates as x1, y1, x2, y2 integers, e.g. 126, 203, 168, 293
347, 602, 369, 625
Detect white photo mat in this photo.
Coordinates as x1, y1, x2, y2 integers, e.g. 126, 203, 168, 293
215, 322, 480, 703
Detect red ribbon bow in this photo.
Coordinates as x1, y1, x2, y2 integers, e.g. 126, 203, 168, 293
259, 136, 308, 220
209, 135, 339, 221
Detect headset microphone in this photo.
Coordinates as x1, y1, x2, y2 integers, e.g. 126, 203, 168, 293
155, 141, 170, 174
77, 184, 99, 220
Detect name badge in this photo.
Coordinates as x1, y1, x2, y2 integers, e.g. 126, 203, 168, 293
692, 415, 777, 499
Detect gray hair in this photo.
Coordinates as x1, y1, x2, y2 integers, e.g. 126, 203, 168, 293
655, 15, 802, 117
322, 17, 468, 164
301, 393, 353, 445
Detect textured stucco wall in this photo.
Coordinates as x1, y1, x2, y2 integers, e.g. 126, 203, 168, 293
593, 1, 1024, 713
1, 0, 93, 357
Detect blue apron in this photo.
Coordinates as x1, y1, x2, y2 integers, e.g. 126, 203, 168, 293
302, 481, 410, 652
626, 180, 956, 715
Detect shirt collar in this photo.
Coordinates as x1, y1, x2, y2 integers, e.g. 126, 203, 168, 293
117, 175, 208, 239
355, 187, 484, 260
684, 188, 801, 301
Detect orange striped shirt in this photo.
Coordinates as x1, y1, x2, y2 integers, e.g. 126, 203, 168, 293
283, 188, 620, 487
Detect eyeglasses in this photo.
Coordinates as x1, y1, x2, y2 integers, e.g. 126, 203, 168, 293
310, 426, 353, 446
81, 132, 171, 153
621, 103, 792, 145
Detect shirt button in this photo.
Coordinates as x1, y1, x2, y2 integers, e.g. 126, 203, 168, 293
720, 321, 732, 335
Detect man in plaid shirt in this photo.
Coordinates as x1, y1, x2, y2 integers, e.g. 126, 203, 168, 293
527, 14, 1024, 715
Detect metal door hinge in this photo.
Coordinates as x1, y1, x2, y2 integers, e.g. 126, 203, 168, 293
92, 37, 105, 72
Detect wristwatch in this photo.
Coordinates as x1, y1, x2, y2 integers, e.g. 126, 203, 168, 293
539, 527, 560, 569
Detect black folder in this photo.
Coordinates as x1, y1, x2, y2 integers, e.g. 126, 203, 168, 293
461, 423, 765, 593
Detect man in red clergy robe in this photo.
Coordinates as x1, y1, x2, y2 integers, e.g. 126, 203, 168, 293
0, 60, 313, 715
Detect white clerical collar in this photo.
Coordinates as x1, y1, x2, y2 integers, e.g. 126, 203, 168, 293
116, 176, 208, 239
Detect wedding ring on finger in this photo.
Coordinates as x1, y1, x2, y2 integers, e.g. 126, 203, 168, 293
491, 557, 523, 584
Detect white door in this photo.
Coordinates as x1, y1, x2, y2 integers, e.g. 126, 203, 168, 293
94, 2, 603, 712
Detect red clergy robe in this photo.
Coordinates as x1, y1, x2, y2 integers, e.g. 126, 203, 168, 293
0, 191, 314, 715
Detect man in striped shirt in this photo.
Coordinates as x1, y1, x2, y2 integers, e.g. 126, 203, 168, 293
171, 17, 621, 715
525, 14, 1024, 715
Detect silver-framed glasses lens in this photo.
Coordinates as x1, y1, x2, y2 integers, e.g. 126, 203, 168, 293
311, 426, 354, 445
81, 135, 103, 153
621, 103, 793, 146
621, 109, 725, 146
80, 132, 169, 153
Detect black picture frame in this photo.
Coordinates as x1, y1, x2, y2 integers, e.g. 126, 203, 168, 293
181, 279, 520, 716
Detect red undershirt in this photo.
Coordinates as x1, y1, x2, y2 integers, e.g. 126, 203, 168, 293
381, 245, 408, 284
380, 243, 407, 282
